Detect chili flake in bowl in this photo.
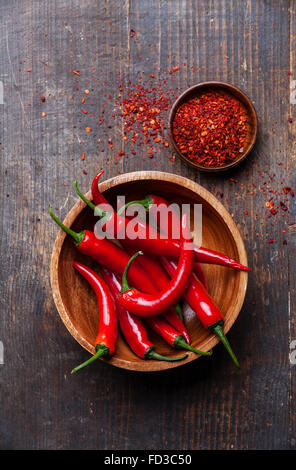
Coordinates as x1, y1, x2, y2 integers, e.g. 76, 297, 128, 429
169, 82, 258, 172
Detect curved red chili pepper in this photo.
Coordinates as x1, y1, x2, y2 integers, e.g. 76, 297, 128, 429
91, 170, 109, 206
48, 206, 157, 294
118, 214, 194, 317
86, 174, 250, 272
124, 246, 190, 343
71, 262, 118, 373
161, 258, 240, 369
100, 268, 188, 362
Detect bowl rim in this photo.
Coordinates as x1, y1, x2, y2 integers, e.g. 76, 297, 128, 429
50, 171, 248, 372
168, 81, 258, 172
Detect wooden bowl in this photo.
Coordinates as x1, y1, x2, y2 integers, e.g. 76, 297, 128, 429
50, 171, 248, 372
168, 81, 258, 172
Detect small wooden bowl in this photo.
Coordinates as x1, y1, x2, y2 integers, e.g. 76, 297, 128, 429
169, 81, 258, 172
50, 171, 248, 372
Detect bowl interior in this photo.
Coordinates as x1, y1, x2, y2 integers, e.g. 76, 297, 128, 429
169, 82, 258, 172
53, 174, 248, 371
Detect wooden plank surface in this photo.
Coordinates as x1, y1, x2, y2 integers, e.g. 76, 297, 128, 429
0, 0, 295, 449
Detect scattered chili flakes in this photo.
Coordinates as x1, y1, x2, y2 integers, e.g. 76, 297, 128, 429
40, 96, 46, 102
129, 29, 135, 38
41, 112, 46, 117
85, 126, 91, 133
84, 89, 90, 94
115, 81, 173, 153
82, 109, 88, 114
72, 69, 80, 76
82, 153, 86, 161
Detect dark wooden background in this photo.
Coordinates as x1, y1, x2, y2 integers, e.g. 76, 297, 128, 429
0, 0, 295, 450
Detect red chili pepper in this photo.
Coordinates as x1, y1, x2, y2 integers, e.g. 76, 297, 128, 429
118, 214, 194, 317
124, 246, 189, 342
161, 258, 240, 369
88, 173, 249, 272
145, 316, 212, 356
100, 268, 188, 362
71, 262, 117, 373
48, 206, 157, 293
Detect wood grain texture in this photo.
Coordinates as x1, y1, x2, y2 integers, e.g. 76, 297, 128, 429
0, 0, 294, 450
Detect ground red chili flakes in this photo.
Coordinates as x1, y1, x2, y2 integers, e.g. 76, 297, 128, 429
115, 81, 173, 152
172, 91, 248, 167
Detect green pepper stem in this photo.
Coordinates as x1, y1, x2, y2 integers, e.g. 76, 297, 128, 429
71, 345, 109, 374
117, 196, 153, 216
73, 180, 105, 217
146, 348, 188, 362
119, 251, 143, 294
174, 336, 212, 356
48, 205, 85, 245
174, 303, 184, 321
211, 322, 240, 369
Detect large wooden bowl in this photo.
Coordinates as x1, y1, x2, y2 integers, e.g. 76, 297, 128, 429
50, 171, 248, 372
